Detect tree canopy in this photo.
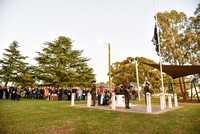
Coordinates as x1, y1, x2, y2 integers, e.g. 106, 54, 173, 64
0, 41, 31, 86
35, 36, 95, 87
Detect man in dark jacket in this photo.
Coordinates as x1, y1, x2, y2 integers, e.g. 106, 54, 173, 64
90, 80, 96, 106
67, 88, 71, 101
58, 87, 63, 101
122, 78, 131, 109
0, 86, 3, 99
144, 82, 150, 105
5, 86, 10, 99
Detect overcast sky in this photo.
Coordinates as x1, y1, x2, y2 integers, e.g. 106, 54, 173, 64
0, 0, 199, 83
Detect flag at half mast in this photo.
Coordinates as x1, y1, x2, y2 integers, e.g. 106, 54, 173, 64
154, 23, 159, 53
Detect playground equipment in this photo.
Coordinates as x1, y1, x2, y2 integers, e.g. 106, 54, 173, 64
168, 80, 200, 103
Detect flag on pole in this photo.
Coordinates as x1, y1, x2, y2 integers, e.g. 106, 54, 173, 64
154, 24, 159, 53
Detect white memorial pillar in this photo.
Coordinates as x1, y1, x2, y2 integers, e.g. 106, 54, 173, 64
164, 93, 166, 108
160, 93, 164, 110
168, 94, 172, 108
100, 95, 103, 104
112, 93, 116, 109
146, 93, 152, 112
71, 93, 75, 106
87, 93, 91, 107
174, 94, 178, 107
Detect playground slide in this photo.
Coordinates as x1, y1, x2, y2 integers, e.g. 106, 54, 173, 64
193, 91, 200, 97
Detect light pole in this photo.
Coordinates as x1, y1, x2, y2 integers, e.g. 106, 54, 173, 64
103, 42, 111, 93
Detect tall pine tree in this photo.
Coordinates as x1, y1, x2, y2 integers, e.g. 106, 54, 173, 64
0, 41, 30, 86
35, 36, 95, 87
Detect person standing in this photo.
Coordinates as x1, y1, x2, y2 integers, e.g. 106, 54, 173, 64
114, 84, 121, 95
63, 88, 68, 100
17, 86, 23, 101
97, 86, 103, 105
12, 85, 17, 101
4, 86, 10, 99
0, 85, 3, 99
10, 86, 14, 100
77, 88, 83, 101
27, 87, 31, 99
31, 87, 35, 99
90, 80, 96, 106
45, 88, 49, 100
40, 88, 44, 99
122, 78, 131, 109
67, 88, 72, 101
144, 82, 150, 105
82, 88, 86, 100
58, 87, 63, 101
132, 87, 136, 100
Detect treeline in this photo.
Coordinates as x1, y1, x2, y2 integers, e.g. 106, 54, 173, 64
0, 36, 95, 88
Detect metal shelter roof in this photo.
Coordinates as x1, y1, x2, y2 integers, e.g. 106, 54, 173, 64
144, 63, 200, 79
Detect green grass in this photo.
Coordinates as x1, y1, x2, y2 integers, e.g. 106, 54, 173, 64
0, 98, 200, 134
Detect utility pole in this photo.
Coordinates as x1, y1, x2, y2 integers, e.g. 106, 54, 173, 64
108, 43, 111, 93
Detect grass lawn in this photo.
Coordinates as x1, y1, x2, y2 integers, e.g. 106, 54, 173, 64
0, 98, 200, 134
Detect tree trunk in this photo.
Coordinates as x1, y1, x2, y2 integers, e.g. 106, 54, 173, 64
4, 81, 8, 87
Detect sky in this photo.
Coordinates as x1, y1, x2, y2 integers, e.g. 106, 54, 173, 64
0, 0, 199, 83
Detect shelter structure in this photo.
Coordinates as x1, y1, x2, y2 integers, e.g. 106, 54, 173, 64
144, 63, 200, 102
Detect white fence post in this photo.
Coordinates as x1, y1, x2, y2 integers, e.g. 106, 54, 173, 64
71, 93, 75, 106
146, 93, 152, 112
87, 93, 91, 107
174, 94, 178, 107
168, 94, 172, 108
112, 93, 116, 109
160, 93, 164, 110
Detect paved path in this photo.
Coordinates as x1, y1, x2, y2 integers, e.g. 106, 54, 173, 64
73, 104, 182, 114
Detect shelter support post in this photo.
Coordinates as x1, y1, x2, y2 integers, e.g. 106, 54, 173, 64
191, 82, 193, 103
193, 81, 200, 102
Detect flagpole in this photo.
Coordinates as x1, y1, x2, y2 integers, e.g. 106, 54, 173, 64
135, 60, 140, 101
154, 0, 164, 94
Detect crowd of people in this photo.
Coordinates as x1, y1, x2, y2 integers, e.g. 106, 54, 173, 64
0, 78, 144, 108
0, 85, 94, 101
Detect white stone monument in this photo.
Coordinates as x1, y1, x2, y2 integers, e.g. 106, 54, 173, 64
174, 94, 178, 107
87, 93, 91, 107
115, 94, 135, 107
146, 93, 152, 112
71, 93, 75, 106
168, 94, 172, 108
112, 93, 116, 109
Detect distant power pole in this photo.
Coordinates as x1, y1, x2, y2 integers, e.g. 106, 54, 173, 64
108, 43, 111, 93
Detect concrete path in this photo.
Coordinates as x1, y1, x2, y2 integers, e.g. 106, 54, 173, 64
73, 104, 182, 114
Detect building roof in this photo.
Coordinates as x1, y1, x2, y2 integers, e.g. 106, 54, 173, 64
96, 84, 109, 88
130, 82, 143, 87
